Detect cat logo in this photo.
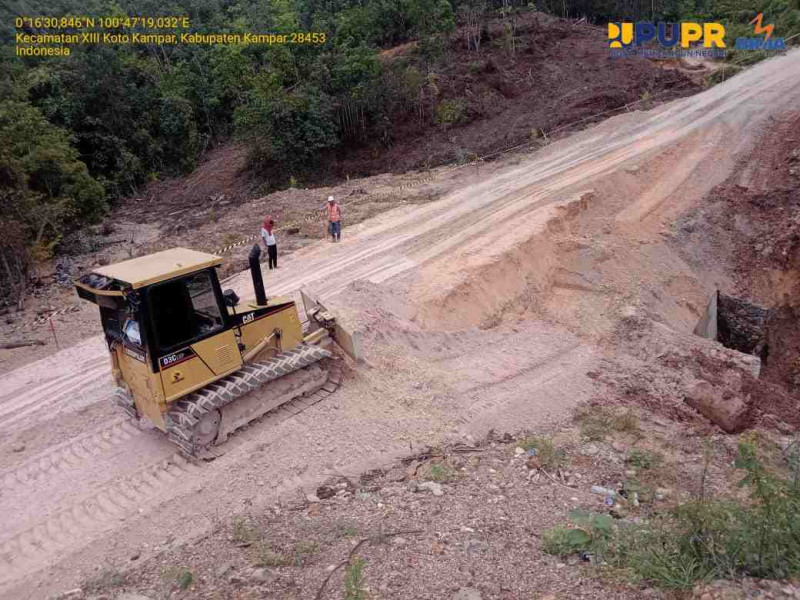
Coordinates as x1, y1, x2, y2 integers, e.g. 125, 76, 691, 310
242, 313, 255, 324
171, 371, 184, 383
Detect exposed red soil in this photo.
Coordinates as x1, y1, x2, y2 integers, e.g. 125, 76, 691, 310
680, 111, 800, 428
329, 13, 699, 178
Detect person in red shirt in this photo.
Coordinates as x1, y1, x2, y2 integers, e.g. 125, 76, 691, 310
325, 196, 342, 242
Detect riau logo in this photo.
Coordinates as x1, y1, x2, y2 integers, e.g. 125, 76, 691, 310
608, 22, 726, 49
735, 13, 785, 50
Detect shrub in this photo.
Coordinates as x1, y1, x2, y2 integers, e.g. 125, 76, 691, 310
435, 98, 468, 128
428, 462, 458, 482
541, 511, 613, 556
520, 435, 566, 470
626, 449, 664, 471
344, 557, 368, 600
574, 405, 641, 441
551, 435, 800, 589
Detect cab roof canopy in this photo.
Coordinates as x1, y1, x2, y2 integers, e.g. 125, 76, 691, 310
93, 248, 222, 289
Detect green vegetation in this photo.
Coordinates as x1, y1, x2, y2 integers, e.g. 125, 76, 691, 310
162, 566, 194, 590
574, 405, 641, 441
626, 449, 664, 471
520, 435, 567, 470
344, 556, 369, 600
292, 540, 320, 566
428, 461, 458, 482
251, 542, 291, 567
232, 516, 259, 544
435, 98, 469, 128
542, 436, 800, 590
541, 510, 614, 556
0, 0, 461, 307
83, 568, 126, 593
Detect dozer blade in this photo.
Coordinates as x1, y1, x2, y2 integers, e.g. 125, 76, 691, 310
301, 289, 363, 362
164, 344, 337, 456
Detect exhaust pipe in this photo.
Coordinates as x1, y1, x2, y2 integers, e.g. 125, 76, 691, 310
248, 244, 268, 306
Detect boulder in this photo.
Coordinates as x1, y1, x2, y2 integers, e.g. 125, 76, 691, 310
686, 380, 749, 433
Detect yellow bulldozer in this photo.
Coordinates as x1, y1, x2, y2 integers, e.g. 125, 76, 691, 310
74, 245, 359, 456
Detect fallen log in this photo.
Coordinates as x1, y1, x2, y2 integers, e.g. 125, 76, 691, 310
0, 339, 45, 350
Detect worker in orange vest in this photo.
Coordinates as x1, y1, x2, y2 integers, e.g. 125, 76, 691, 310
325, 196, 342, 242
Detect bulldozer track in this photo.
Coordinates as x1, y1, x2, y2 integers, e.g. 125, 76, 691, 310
206, 358, 344, 457
0, 418, 143, 492
164, 344, 336, 455
0, 356, 345, 580
0, 453, 199, 575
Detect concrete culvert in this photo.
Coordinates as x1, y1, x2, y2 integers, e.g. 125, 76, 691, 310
694, 290, 768, 358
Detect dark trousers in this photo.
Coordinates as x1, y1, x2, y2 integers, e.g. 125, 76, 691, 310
267, 244, 277, 269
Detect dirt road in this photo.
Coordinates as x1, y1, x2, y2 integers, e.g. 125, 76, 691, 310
1, 50, 799, 599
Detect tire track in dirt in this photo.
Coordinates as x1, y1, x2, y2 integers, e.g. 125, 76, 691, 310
0, 453, 199, 578
0, 419, 142, 493
222, 51, 800, 305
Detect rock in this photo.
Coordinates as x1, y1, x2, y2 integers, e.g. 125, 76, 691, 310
430, 540, 446, 555
761, 413, 794, 435
384, 466, 406, 482
655, 487, 671, 501
406, 481, 419, 493
306, 493, 320, 503
625, 165, 640, 174
250, 568, 275, 583
685, 380, 749, 433
465, 539, 489, 554
612, 441, 626, 453
317, 485, 336, 500
590, 485, 616, 498
405, 460, 420, 478
11, 444, 25, 453
419, 481, 444, 496
453, 588, 482, 600
583, 444, 600, 456
117, 595, 154, 600
215, 563, 234, 578
624, 469, 637, 477
514, 447, 525, 456
129, 552, 140, 560
610, 505, 629, 519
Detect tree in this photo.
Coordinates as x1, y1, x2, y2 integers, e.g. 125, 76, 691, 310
0, 100, 106, 307
235, 83, 339, 179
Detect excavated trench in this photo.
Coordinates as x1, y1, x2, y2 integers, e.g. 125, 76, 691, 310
694, 290, 800, 393
694, 290, 800, 431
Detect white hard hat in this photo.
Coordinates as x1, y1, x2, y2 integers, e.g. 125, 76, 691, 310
327, 196, 334, 202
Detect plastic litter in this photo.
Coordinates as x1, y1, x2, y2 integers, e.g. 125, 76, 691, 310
590, 485, 616, 498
